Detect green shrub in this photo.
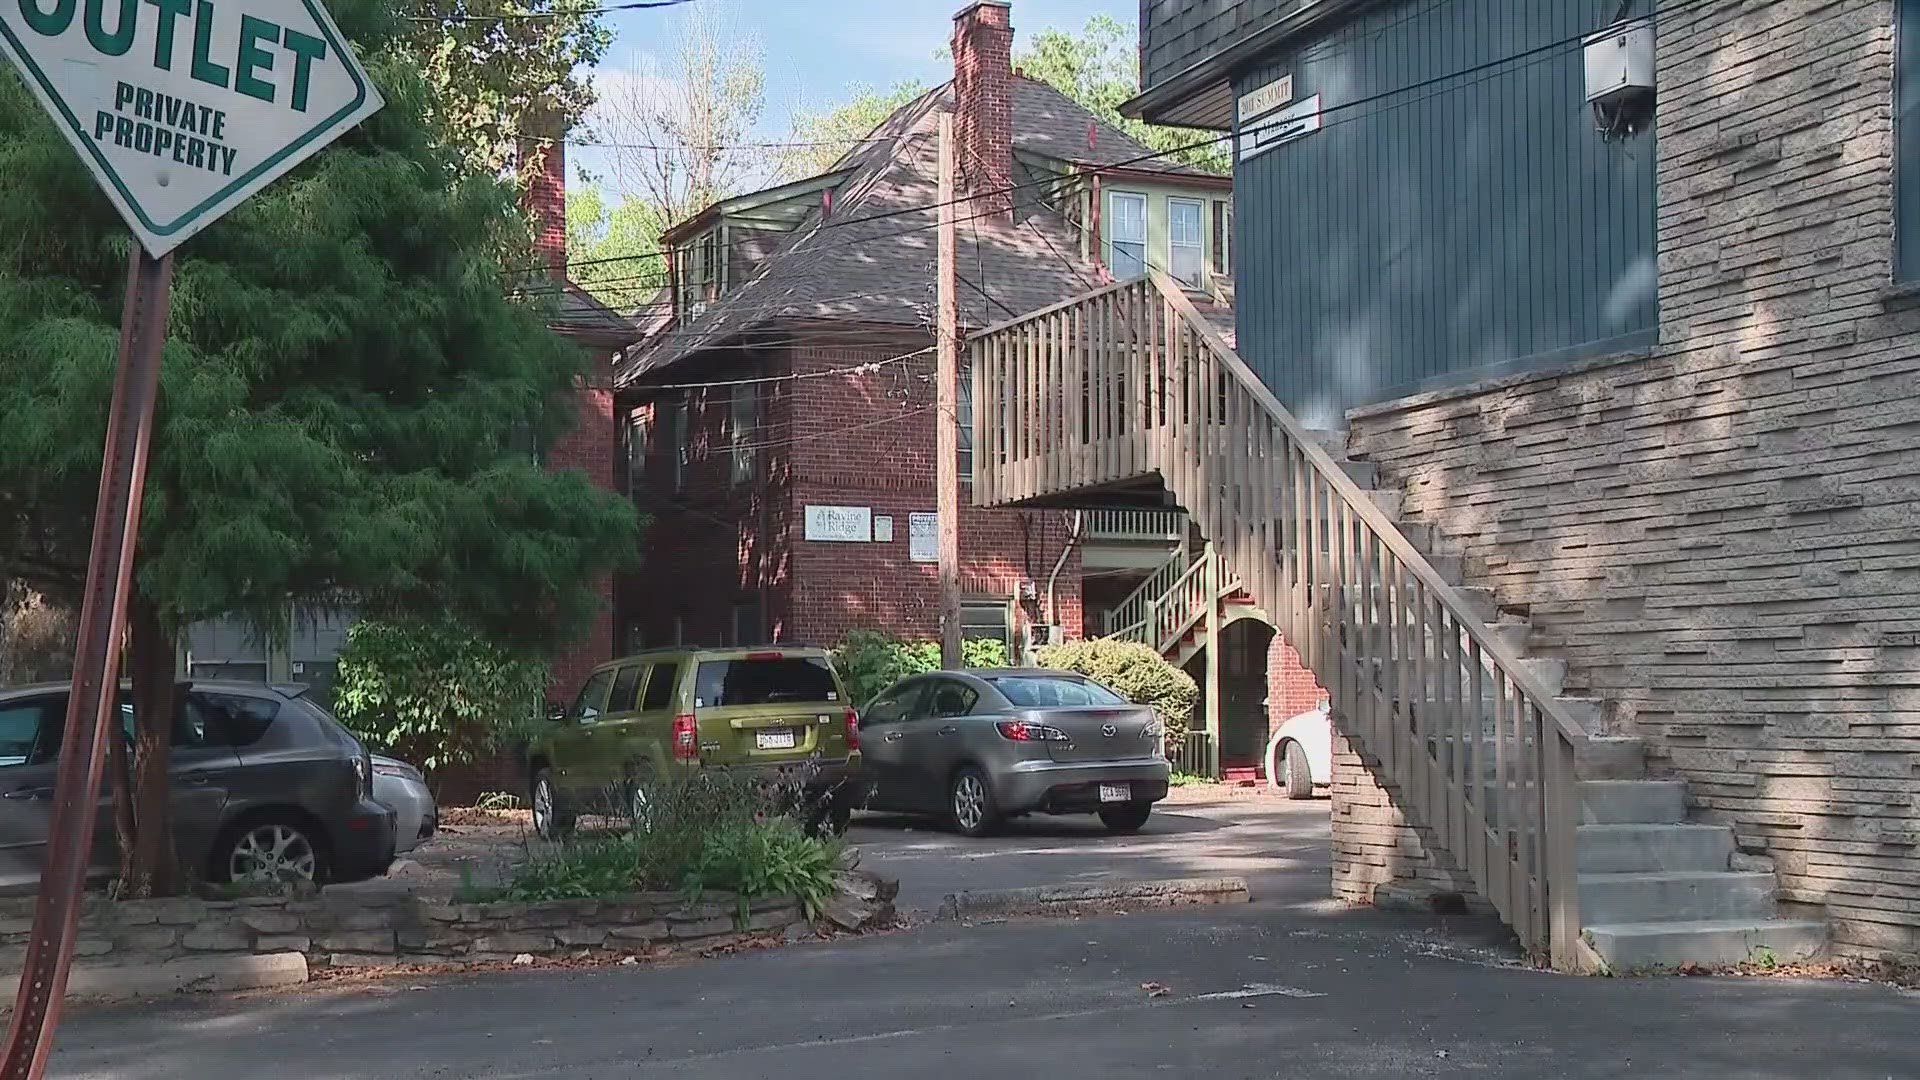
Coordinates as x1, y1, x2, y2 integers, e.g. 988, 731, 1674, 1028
1035, 638, 1197, 746
332, 617, 548, 770
503, 767, 840, 923
686, 815, 841, 922
832, 630, 1011, 706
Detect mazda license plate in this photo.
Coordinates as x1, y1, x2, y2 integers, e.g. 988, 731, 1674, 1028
1099, 783, 1130, 803
756, 728, 797, 750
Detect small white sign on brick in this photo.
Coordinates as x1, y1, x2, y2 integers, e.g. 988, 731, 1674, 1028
908, 513, 938, 563
804, 504, 871, 542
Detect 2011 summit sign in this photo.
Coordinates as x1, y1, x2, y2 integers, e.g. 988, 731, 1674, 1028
0, 0, 383, 256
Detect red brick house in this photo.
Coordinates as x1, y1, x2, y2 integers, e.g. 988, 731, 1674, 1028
611, 2, 1231, 662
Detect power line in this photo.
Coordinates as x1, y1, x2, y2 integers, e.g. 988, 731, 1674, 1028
407, 0, 693, 23
615, 346, 933, 392
555, 132, 924, 152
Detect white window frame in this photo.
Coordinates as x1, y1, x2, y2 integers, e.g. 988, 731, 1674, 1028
1106, 191, 1148, 280
1168, 197, 1205, 289
729, 386, 758, 486
1211, 198, 1232, 277
957, 358, 974, 486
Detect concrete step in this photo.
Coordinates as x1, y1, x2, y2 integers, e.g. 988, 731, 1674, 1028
1578, 823, 1733, 874
1578, 871, 1777, 925
1365, 488, 1403, 518
1575, 736, 1646, 780
1304, 429, 1349, 455
1583, 918, 1828, 972
1581, 780, 1688, 824
1486, 616, 1531, 653
1337, 459, 1378, 488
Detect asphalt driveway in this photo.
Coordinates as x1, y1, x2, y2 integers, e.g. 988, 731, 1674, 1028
45, 899, 1918, 1079
849, 785, 1332, 912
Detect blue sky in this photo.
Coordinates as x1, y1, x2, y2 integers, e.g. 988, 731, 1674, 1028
594, 0, 1129, 136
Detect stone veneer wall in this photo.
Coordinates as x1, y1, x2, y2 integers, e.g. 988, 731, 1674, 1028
1346, 0, 1919, 961
1329, 732, 1489, 913
0, 889, 805, 976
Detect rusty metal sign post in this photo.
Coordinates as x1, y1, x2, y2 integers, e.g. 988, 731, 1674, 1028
0, 0, 382, 1070
0, 250, 172, 1079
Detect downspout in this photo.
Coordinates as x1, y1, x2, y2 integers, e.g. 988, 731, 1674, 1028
1089, 173, 1105, 273
1045, 510, 1084, 635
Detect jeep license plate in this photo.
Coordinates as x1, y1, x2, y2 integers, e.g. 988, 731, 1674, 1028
1099, 783, 1130, 803
755, 728, 797, 750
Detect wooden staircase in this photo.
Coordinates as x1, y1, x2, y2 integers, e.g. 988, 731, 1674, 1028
970, 271, 1825, 971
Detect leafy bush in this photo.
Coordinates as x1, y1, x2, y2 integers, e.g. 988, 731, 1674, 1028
832, 630, 1012, 706
332, 617, 549, 770
503, 767, 840, 922
686, 816, 841, 921
1035, 638, 1198, 746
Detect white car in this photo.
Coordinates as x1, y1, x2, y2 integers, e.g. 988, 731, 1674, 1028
1265, 700, 1331, 799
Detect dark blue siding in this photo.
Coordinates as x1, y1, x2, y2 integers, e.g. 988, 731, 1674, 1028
1232, 0, 1657, 426
1141, 0, 1300, 95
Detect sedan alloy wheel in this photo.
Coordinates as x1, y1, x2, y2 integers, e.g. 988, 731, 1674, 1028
229, 823, 318, 884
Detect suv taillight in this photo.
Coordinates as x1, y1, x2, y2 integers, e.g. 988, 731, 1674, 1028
843, 706, 860, 751
672, 714, 699, 760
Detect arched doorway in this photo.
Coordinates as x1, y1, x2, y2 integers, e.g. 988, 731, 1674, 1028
1185, 617, 1277, 777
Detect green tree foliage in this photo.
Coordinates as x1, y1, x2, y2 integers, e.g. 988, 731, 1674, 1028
567, 182, 667, 312
1036, 639, 1198, 746
404, 0, 613, 176
783, 80, 927, 178
0, 0, 639, 893
1014, 15, 1228, 175
832, 630, 1010, 707
332, 617, 550, 770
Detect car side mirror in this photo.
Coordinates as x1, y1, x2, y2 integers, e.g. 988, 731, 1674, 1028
545, 703, 566, 723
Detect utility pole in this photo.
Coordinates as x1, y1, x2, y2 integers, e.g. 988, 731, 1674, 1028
936, 112, 963, 670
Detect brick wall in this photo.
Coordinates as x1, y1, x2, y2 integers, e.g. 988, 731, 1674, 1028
784, 334, 1081, 649
1346, 0, 1919, 961
1267, 636, 1323, 729
622, 349, 794, 650
624, 334, 1080, 655
953, 1, 1015, 219
546, 378, 618, 694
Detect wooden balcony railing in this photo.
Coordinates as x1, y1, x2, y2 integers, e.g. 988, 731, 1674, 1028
1083, 509, 1188, 542
970, 271, 1588, 967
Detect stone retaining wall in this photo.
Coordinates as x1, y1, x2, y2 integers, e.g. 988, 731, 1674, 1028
0, 889, 806, 978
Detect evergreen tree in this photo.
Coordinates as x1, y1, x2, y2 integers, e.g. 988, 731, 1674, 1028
0, 0, 639, 895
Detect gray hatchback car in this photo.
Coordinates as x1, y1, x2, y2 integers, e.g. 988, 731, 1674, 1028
855, 669, 1170, 836
0, 680, 396, 894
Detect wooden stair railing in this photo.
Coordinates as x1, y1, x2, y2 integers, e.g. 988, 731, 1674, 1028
971, 271, 1588, 967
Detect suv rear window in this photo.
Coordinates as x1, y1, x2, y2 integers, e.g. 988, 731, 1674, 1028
694, 657, 840, 708
986, 675, 1127, 708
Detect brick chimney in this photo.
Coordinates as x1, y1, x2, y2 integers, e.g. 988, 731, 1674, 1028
953, 1, 1014, 220
518, 115, 568, 280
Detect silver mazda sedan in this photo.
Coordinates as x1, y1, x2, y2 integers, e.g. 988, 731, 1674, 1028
854, 669, 1170, 836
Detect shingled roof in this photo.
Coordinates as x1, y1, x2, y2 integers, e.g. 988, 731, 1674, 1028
617, 80, 1136, 384
1009, 76, 1215, 177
